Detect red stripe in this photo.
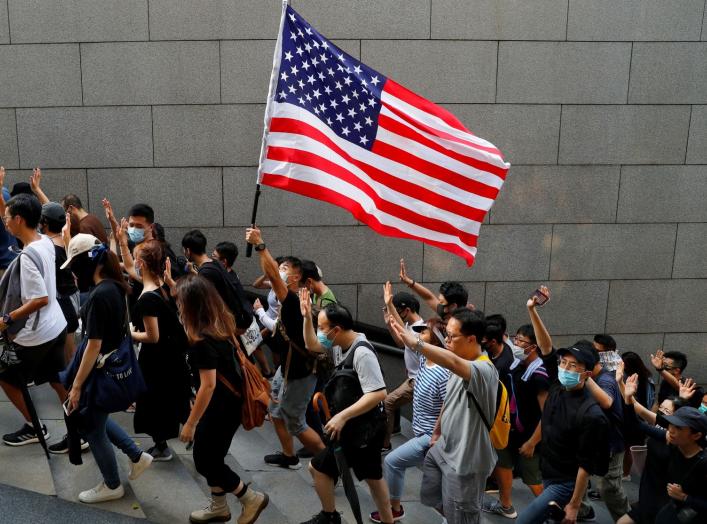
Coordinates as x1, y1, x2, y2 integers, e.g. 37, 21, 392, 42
267, 145, 479, 248
371, 140, 499, 200
269, 117, 488, 223
261, 173, 475, 266
381, 100, 506, 166
384, 79, 469, 134
378, 113, 508, 181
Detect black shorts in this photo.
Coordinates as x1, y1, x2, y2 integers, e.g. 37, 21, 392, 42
0, 330, 67, 387
311, 433, 384, 482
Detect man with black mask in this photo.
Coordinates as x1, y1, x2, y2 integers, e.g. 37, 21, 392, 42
398, 259, 468, 321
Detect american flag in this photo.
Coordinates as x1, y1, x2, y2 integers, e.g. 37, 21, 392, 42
258, 5, 510, 266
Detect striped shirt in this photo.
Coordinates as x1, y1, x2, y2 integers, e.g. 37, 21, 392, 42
412, 356, 450, 437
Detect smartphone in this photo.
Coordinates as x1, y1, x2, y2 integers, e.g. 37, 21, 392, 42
547, 501, 565, 521
62, 398, 71, 416
531, 288, 549, 306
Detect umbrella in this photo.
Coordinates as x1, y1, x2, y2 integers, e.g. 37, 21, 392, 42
313, 392, 363, 524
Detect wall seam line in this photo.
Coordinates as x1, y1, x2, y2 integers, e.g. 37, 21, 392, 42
701, 0, 706, 40
150, 105, 155, 166
218, 40, 222, 104
614, 165, 622, 223
146, 0, 151, 41
669, 223, 680, 279
556, 105, 563, 164
78, 43, 84, 105
565, 0, 570, 40
603, 280, 611, 334
684, 105, 693, 163
547, 223, 555, 281
626, 42, 633, 104
13, 107, 20, 168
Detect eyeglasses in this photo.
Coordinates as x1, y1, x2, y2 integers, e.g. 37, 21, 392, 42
1, 215, 13, 225
445, 333, 463, 342
512, 335, 534, 347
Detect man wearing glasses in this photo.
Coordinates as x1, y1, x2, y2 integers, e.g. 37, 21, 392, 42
651, 350, 704, 410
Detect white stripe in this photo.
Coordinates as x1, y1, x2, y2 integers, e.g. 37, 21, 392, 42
381, 90, 509, 168
376, 123, 504, 190
262, 160, 479, 256
379, 105, 507, 185
267, 130, 484, 232
269, 102, 496, 211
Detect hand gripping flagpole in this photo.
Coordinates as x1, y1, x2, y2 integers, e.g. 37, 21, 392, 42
246, 0, 289, 258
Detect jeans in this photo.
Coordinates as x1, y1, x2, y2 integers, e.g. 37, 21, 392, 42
517, 479, 576, 524
384, 434, 431, 500
83, 410, 142, 489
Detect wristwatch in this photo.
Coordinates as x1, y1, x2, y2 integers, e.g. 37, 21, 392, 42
2, 314, 13, 326
254, 243, 266, 252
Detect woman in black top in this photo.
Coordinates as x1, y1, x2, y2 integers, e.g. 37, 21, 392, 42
619, 375, 707, 524
64, 234, 153, 504
175, 274, 269, 524
130, 240, 190, 461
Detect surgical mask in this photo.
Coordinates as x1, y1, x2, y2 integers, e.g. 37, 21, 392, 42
436, 303, 448, 318
127, 227, 145, 244
317, 329, 333, 350
279, 270, 288, 283
558, 368, 582, 389
699, 404, 707, 414
511, 343, 526, 360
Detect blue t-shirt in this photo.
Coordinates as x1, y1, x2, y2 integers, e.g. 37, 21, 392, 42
0, 188, 18, 269
596, 370, 624, 454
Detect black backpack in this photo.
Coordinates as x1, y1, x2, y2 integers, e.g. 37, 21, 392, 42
202, 262, 254, 330
322, 340, 386, 448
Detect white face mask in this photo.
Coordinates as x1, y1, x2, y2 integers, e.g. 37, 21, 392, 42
279, 270, 288, 283
511, 343, 526, 360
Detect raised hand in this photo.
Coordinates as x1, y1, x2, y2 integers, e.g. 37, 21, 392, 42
61, 212, 72, 246
299, 288, 312, 318
527, 285, 551, 308
0, 166, 6, 189
102, 198, 120, 230
399, 258, 413, 286
253, 298, 264, 312
245, 226, 263, 246
650, 350, 664, 371
615, 360, 625, 384
679, 377, 697, 400
383, 281, 393, 306
117, 217, 129, 244
30, 167, 41, 193
387, 315, 416, 349
624, 373, 639, 399
164, 256, 175, 289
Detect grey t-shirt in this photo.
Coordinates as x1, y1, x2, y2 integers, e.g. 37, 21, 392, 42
333, 333, 387, 394
437, 357, 498, 477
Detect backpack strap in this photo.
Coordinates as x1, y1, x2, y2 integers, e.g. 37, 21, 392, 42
465, 359, 495, 432
20, 247, 46, 330
340, 339, 375, 370
217, 371, 242, 399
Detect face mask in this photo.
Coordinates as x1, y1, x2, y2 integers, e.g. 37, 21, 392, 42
279, 270, 288, 283
436, 303, 448, 318
511, 343, 526, 360
558, 368, 582, 389
700, 404, 707, 414
317, 329, 334, 350
128, 227, 145, 244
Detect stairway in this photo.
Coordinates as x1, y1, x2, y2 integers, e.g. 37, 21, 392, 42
0, 383, 626, 523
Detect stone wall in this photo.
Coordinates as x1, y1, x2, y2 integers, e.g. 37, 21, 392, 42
1, 1, 705, 379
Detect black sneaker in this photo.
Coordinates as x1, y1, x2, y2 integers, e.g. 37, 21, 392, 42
264, 451, 301, 469
146, 445, 173, 462
296, 446, 314, 459
300, 510, 341, 524
578, 506, 596, 522
3, 423, 49, 446
48, 434, 89, 454
587, 489, 601, 501
381, 444, 393, 455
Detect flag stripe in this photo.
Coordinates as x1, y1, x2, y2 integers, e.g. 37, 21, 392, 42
266, 146, 480, 246
261, 172, 477, 264
378, 109, 507, 183
381, 95, 507, 171
268, 111, 492, 217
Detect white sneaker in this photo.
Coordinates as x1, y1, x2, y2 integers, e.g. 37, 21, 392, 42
128, 451, 153, 480
78, 482, 125, 503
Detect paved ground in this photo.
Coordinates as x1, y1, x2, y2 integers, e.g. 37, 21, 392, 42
0, 383, 638, 523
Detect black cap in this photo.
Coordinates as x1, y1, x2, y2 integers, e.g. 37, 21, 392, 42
663, 407, 707, 435
557, 340, 597, 370
41, 202, 66, 223
392, 291, 419, 313
10, 182, 33, 197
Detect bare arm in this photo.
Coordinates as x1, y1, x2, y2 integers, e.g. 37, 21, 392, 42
67, 339, 102, 412
325, 389, 386, 441
246, 227, 286, 302
585, 377, 614, 410
399, 258, 439, 313
29, 168, 50, 205
300, 288, 325, 354
181, 368, 216, 441
527, 286, 553, 356
383, 281, 405, 348
623, 374, 657, 425
131, 315, 159, 344
252, 275, 271, 289
389, 317, 472, 381
1, 297, 49, 331
563, 467, 591, 523
117, 219, 140, 282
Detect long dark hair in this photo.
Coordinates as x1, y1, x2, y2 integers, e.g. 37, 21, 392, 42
175, 274, 236, 345
98, 249, 130, 293
622, 351, 652, 403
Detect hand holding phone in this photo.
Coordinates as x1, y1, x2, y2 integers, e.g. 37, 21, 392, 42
62, 398, 72, 416
530, 288, 550, 307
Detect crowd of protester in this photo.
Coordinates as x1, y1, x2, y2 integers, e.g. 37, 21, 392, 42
0, 165, 705, 524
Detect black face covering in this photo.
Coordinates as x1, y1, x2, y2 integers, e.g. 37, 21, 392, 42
436, 303, 448, 318
72, 255, 97, 292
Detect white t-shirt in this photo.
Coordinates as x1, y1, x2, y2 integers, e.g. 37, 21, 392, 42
403, 319, 425, 379
14, 236, 67, 346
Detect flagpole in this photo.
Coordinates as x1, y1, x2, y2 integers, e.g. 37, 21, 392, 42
246, 0, 289, 258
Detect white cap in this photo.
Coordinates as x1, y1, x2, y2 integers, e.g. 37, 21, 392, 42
61, 233, 102, 269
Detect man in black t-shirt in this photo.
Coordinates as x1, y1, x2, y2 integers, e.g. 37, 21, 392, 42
246, 227, 325, 470
181, 230, 253, 334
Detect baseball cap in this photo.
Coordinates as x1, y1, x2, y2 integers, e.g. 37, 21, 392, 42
557, 340, 597, 370
10, 182, 33, 197
663, 407, 707, 435
61, 233, 102, 269
392, 291, 419, 312
41, 202, 66, 223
